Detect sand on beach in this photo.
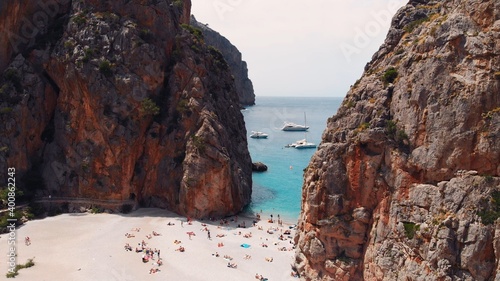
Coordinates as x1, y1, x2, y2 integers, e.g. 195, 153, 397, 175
0, 208, 299, 281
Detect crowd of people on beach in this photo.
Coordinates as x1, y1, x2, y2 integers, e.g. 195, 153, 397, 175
123, 227, 163, 274
120, 212, 300, 278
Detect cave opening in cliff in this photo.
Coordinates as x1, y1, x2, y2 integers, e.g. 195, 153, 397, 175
41, 115, 56, 143
25, 13, 69, 55
20, 161, 46, 201
129, 193, 136, 200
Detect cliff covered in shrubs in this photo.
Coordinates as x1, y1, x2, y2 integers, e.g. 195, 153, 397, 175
0, 0, 252, 219
294, 0, 500, 280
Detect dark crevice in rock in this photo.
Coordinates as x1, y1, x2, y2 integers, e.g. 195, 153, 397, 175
41, 114, 56, 144
42, 70, 61, 95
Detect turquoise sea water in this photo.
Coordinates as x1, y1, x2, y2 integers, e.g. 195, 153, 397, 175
241, 96, 343, 222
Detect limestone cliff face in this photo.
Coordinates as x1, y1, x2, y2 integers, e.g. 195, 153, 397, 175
191, 16, 255, 106
295, 0, 500, 280
0, 0, 252, 218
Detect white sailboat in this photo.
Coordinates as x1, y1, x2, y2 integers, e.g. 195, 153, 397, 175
281, 122, 309, 131
281, 112, 309, 131
284, 113, 316, 149
285, 138, 306, 148
293, 133, 316, 149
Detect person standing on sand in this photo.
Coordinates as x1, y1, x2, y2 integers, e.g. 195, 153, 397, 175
207, 230, 211, 239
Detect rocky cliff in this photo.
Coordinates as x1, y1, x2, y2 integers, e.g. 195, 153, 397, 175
191, 15, 255, 106
294, 0, 500, 280
0, 0, 252, 218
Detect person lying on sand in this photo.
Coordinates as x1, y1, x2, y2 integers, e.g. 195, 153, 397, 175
217, 242, 224, 247
156, 259, 163, 266
244, 254, 251, 260
175, 246, 185, 252
124, 243, 132, 251
167, 222, 175, 226
255, 273, 268, 280
125, 233, 135, 238
153, 231, 161, 236
149, 268, 159, 274
227, 262, 237, 268
131, 227, 141, 232
146, 234, 152, 239
265, 257, 273, 262
174, 240, 182, 244
243, 232, 252, 238
186, 231, 195, 239
216, 234, 225, 238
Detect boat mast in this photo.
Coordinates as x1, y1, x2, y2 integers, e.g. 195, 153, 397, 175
304, 112, 308, 141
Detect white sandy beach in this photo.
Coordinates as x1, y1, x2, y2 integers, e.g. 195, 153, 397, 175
0, 208, 299, 281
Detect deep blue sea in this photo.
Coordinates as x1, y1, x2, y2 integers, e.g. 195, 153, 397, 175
241, 96, 343, 222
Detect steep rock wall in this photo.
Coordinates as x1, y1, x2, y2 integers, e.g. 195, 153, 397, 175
0, 0, 252, 218
294, 0, 500, 280
191, 15, 255, 106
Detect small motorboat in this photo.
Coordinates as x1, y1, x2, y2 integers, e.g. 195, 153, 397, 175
250, 131, 269, 139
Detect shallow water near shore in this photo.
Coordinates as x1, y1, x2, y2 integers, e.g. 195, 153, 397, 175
242, 96, 342, 223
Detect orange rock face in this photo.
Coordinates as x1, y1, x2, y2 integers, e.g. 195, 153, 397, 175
295, 0, 500, 280
0, 0, 251, 218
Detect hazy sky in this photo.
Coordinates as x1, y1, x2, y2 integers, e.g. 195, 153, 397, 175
191, 0, 407, 97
